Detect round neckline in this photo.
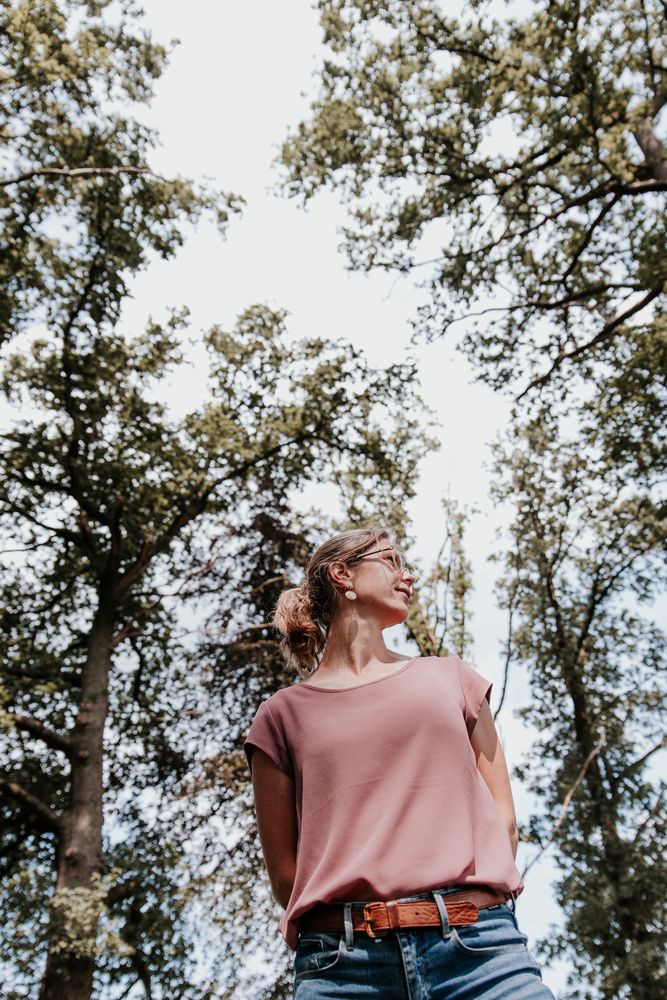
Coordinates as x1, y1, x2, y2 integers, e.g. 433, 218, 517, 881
299, 656, 419, 692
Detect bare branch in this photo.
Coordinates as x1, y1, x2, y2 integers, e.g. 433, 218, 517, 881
0, 497, 82, 546
618, 736, 667, 781
493, 538, 520, 721
11, 714, 74, 757
521, 727, 607, 879
116, 980, 137, 1000
0, 539, 55, 554
0, 165, 160, 189
130, 944, 153, 999
60, 266, 114, 533
0, 779, 63, 835
107, 497, 126, 577
630, 783, 665, 847
111, 604, 159, 649
558, 194, 620, 285
251, 573, 288, 593
438, 282, 640, 334
517, 287, 661, 399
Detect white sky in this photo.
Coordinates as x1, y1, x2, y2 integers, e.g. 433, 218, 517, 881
122, 1, 570, 993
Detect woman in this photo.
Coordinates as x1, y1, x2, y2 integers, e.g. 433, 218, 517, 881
243, 526, 555, 999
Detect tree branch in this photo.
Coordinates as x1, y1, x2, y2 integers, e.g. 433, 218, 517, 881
632, 117, 667, 182
517, 287, 661, 399
558, 194, 620, 285
0, 779, 63, 835
0, 165, 159, 189
106, 878, 141, 906
630, 783, 665, 847
60, 260, 113, 532
617, 736, 667, 781
11, 714, 74, 757
521, 727, 607, 879
0, 496, 82, 546
115, 428, 321, 597
493, 537, 520, 721
631, 88, 667, 182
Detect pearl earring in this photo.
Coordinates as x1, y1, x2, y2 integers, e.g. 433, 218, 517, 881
344, 589, 357, 601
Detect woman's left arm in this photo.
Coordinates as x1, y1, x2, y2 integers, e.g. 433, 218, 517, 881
470, 699, 519, 859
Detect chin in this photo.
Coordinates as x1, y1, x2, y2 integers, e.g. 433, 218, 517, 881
382, 608, 409, 628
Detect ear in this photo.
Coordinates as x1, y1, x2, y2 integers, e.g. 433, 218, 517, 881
327, 560, 353, 592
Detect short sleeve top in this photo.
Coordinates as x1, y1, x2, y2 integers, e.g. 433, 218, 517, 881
243, 655, 524, 950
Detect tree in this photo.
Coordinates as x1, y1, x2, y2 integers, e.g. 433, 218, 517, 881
490, 409, 666, 1000
404, 496, 475, 659
0, 306, 432, 998
280, 7, 667, 995
280, 0, 666, 399
0, 0, 240, 346
0, 3, 437, 996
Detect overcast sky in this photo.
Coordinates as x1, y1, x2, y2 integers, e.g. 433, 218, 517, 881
122, 1, 570, 992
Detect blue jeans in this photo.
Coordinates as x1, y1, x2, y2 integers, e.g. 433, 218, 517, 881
293, 885, 555, 999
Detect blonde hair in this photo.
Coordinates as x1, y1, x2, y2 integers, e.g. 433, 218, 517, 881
272, 526, 394, 677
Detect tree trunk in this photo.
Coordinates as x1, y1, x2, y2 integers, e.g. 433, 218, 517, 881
39, 590, 115, 1000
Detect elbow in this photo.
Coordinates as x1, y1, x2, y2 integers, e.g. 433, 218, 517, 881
271, 882, 294, 910
271, 874, 295, 910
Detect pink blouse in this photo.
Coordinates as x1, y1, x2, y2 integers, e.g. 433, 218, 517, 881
243, 655, 524, 950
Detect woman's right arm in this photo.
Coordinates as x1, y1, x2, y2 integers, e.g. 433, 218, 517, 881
250, 747, 298, 909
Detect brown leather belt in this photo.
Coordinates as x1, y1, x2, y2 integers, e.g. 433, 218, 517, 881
299, 887, 510, 939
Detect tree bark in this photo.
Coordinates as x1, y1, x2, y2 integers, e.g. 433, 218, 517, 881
39, 588, 115, 1000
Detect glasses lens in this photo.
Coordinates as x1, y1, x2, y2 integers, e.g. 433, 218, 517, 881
382, 549, 406, 573
347, 546, 414, 576
395, 551, 416, 577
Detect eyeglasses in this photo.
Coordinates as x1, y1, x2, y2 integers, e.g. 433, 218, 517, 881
345, 546, 414, 577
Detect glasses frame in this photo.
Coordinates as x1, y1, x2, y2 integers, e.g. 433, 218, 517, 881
344, 546, 413, 576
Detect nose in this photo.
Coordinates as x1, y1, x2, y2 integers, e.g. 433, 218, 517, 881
402, 565, 416, 584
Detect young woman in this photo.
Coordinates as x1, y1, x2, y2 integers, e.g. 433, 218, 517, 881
243, 527, 555, 999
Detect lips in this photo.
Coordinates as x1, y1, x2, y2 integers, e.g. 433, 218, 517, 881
395, 587, 412, 599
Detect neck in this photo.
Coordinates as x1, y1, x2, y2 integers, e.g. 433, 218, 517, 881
316, 610, 395, 677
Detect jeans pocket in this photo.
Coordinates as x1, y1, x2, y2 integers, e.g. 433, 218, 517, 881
450, 909, 529, 957
294, 932, 345, 977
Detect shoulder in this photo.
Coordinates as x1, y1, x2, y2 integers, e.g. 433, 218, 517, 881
430, 654, 463, 673
429, 654, 483, 691
407, 654, 462, 682
431, 653, 481, 673
258, 683, 302, 714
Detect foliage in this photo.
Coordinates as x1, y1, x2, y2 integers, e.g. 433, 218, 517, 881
281, 7, 667, 993
0, 302, 433, 996
281, 0, 666, 398
491, 409, 667, 1000
0, 0, 241, 345
0, 3, 437, 996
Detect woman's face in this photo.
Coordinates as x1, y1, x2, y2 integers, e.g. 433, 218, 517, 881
339, 544, 416, 629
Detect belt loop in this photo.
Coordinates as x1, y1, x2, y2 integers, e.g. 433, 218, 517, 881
431, 890, 451, 940
343, 902, 354, 950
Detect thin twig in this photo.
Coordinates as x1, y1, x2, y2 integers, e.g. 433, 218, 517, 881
521, 728, 607, 879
